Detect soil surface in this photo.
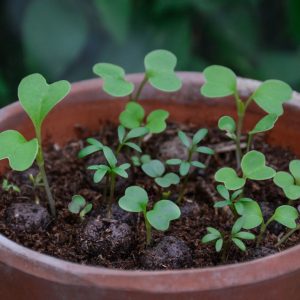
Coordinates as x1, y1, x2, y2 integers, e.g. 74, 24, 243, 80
0, 122, 299, 270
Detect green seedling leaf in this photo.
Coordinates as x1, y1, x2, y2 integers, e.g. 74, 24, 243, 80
141, 155, 151, 164
93, 63, 134, 97
91, 165, 109, 183
113, 166, 129, 178
146, 200, 181, 231
142, 160, 165, 178
290, 160, 300, 183
2, 179, 20, 193
145, 109, 169, 133
191, 161, 206, 169
119, 186, 148, 212
68, 195, 86, 214
217, 185, 230, 200
231, 218, 244, 234
232, 238, 246, 251
131, 154, 151, 167
155, 173, 180, 188
18, 73, 71, 130
218, 116, 236, 133
214, 200, 232, 208
119, 102, 145, 129
192, 128, 208, 145
144, 49, 182, 92
201, 65, 237, 97
241, 150, 275, 180
179, 161, 191, 176
178, 131, 190, 148
235, 198, 263, 229
124, 142, 142, 153
249, 114, 278, 135
80, 203, 93, 218
126, 127, 149, 140
0, 130, 38, 171
166, 158, 182, 165
252, 80, 292, 116
103, 146, 117, 167
118, 125, 126, 143
196, 146, 214, 155
202, 227, 223, 252
78, 138, 103, 158
215, 167, 246, 190
231, 189, 243, 200
234, 232, 256, 240
215, 239, 223, 252
273, 205, 298, 228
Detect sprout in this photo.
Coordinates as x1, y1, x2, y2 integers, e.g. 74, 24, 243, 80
131, 154, 151, 167
2, 179, 20, 193
141, 159, 180, 188
215, 150, 275, 190
274, 160, 300, 201
166, 129, 214, 203
201, 65, 292, 167
119, 186, 181, 245
68, 195, 92, 220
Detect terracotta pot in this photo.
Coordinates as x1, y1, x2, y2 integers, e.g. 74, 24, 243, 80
0, 73, 300, 300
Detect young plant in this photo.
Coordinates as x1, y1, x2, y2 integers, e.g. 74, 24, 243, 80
215, 150, 275, 190
273, 160, 300, 202
202, 220, 255, 261
166, 129, 214, 203
2, 179, 20, 193
201, 65, 292, 167
88, 146, 130, 217
0, 74, 71, 216
141, 159, 180, 188
119, 186, 181, 245
131, 154, 151, 167
68, 195, 92, 220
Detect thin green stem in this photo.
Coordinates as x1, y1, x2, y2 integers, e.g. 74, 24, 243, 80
35, 129, 56, 217
107, 173, 116, 218
276, 224, 300, 247
116, 143, 123, 156
256, 218, 273, 246
103, 175, 109, 203
132, 75, 148, 102
144, 211, 152, 245
246, 134, 254, 153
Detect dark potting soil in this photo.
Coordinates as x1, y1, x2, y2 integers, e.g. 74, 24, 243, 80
0, 122, 300, 270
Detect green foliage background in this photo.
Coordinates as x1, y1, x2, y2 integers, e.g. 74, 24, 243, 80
1, 0, 300, 107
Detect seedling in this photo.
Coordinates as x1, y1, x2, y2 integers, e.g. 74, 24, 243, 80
202, 220, 255, 261
201, 65, 292, 167
141, 159, 180, 188
2, 179, 20, 193
68, 195, 92, 220
131, 154, 151, 167
215, 150, 275, 190
274, 160, 300, 202
0, 74, 71, 216
166, 129, 214, 203
88, 146, 130, 217
119, 186, 181, 245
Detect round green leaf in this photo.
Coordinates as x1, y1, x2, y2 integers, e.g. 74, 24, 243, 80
119, 102, 145, 129
218, 116, 236, 133
119, 186, 148, 213
215, 167, 246, 190
284, 184, 300, 201
201, 65, 237, 97
241, 150, 275, 180
93, 63, 134, 97
0, 130, 38, 171
155, 173, 180, 188
18, 73, 71, 130
146, 200, 181, 231
289, 160, 300, 183
145, 109, 169, 133
273, 171, 294, 189
142, 160, 165, 178
68, 195, 86, 214
252, 80, 292, 116
144, 49, 182, 92
249, 114, 278, 135
273, 205, 299, 228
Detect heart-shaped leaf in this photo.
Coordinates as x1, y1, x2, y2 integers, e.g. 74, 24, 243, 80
252, 80, 292, 116
155, 172, 180, 188
215, 167, 246, 190
144, 49, 182, 92
68, 195, 86, 214
93, 63, 134, 97
273, 205, 298, 228
119, 102, 145, 129
234, 198, 263, 229
0, 130, 38, 171
249, 114, 278, 135
241, 150, 275, 180
290, 160, 300, 183
146, 200, 181, 231
201, 65, 237, 97
145, 109, 169, 133
18, 73, 71, 130
119, 186, 148, 212
142, 160, 165, 178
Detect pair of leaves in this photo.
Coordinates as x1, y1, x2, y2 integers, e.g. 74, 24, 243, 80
273, 160, 300, 200
131, 154, 151, 167
166, 158, 206, 176
214, 185, 243, 208
2, 179, 20, 193
119, 102, 169, 133
68, 195, 92, 219
201, 65, 292, 116
78, 138, 103, 158
118, 186, 181, 231
178, 129, 211, 150
215, 150, 276, 190
141, 160, 179, 188
93, 49, 182, 97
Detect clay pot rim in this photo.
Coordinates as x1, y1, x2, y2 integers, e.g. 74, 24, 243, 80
1, 72, 300, 293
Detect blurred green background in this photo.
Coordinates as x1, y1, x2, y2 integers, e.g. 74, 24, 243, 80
1, 0, 300, 107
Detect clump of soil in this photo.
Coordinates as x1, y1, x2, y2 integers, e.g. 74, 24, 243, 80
0, 122, 299, 270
